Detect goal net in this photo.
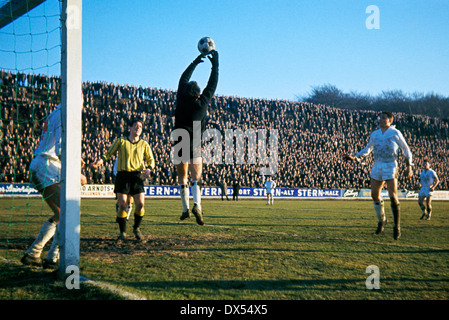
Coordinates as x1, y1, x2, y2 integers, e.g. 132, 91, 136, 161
0, 0, 82, 277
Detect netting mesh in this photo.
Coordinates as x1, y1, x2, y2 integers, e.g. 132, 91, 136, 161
0, 0, 61, 259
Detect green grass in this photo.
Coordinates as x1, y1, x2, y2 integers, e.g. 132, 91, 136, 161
1, 198, 448, 300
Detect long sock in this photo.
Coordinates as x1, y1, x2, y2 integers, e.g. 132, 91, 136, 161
390, 198, 400, 228
133, 213, 143, 229
126, 203, 133, 219
117, 217, 127, 234
419, 203, 426, 215
180, 184, 189, 211
192, 181, 201, 207
27, 218, 57, 258
46, 224, 60, 263
373, 200, 385, 222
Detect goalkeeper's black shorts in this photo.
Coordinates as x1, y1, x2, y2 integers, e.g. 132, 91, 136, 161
114, 171, 145, 196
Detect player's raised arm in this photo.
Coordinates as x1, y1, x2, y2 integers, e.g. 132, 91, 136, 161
178, 54, 205, 90
200, 50, 219, 103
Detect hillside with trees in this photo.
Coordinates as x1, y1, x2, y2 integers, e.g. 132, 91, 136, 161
299, 84, 449, 119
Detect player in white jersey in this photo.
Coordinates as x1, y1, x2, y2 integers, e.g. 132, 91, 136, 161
264, 176, 276, 205
21, 104, 87, 269
344, 111, 413, 240
418, 159, 439, 220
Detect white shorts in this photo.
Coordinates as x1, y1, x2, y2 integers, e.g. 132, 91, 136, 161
370, 161, 398, 181
419, 187, 433, 198
29, 155, 61, 192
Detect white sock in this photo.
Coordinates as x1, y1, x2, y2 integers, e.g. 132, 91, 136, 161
126, 203, 133, 219
46, 224, 60, 263
373, 200, 385, 222
180, 184, 189, 212
192, 181, 201, 207
27, 218, 57, 258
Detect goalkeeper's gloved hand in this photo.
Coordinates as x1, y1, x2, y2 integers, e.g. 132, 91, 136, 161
208, 50, 219, 68
193, 54, 205, 65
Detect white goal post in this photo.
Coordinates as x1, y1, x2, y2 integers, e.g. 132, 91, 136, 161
59, 0, 82, 278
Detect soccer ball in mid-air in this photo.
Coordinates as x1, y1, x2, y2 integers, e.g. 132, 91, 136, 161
198, 37, 215, 55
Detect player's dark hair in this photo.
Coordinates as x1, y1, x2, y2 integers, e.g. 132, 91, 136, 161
186, 81, 201, 98
381, 111, 394, 120
129, 117, 144, 127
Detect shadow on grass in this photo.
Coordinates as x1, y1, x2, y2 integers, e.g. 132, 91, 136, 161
0, 262, 123, 300
116, 278, 449, 297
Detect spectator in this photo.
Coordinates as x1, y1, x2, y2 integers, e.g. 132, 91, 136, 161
1, 70, 448, 191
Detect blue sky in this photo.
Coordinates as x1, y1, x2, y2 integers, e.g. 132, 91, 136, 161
2, 0, 448, 101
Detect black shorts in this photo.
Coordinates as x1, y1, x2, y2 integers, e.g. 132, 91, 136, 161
114, 171, 145, 195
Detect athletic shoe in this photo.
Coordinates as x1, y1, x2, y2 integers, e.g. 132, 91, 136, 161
117, 232, 126, 241
426, 214, 431, 221
393, 227, 401, 240
192, 204, 204, 226
43, 259, 59, 270
180, 210, 191, 220
375, 218, 387, 234
20, 254, 42, 267
133, 227, 143, 241
420, 212, 426, 220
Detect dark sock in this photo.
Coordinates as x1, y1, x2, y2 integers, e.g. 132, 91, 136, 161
133, 214, 143, 229
117, 217, 127, 233
390, 197, 400, 228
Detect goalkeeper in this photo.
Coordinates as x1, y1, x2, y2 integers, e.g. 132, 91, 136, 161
172, 50, 219, 225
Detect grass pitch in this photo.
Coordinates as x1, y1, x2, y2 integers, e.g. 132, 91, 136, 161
1, 198, 448, 300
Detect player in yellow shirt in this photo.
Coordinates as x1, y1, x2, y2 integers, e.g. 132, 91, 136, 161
93, 118, 155, 241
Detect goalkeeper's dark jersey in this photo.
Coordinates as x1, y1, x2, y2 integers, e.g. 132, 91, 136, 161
174, 61, 219, 135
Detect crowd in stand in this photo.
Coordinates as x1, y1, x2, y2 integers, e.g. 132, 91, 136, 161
1, 70, 448, 191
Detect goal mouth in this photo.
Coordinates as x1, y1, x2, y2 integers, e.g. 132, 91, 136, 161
1, 0, 83, 277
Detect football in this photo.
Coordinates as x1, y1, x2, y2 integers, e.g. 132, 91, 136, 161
197, 37, 215, 55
